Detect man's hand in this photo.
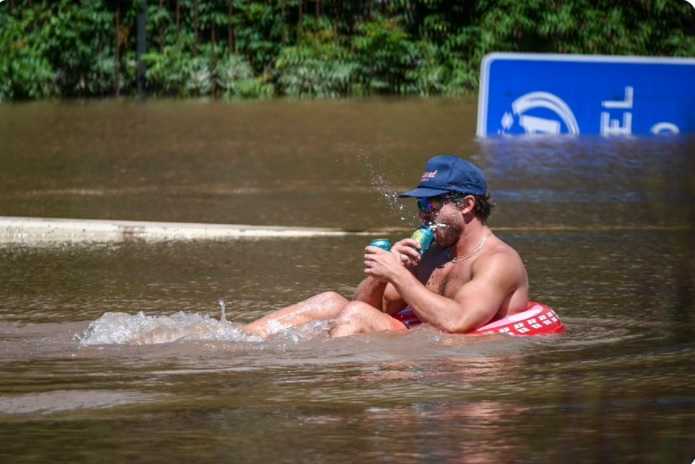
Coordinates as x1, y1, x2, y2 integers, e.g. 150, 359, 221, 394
391, 238, 424, 267
364, 246, 410, 282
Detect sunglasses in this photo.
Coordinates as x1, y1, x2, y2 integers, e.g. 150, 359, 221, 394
416, 197, 446, 214
416, 194, 469, 214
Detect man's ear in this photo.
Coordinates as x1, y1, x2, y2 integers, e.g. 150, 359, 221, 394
459, 195, 476, 215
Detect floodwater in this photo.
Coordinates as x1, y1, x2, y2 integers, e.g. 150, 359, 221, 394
0, 99, 694, 463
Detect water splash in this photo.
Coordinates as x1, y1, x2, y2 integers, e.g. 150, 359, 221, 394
354, 148, 415, 224
76, 311, 262, 345
75, 300, 335, 346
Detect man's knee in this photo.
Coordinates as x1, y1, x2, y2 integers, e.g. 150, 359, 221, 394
336, 300, 371, 320
314, 291, 348, 305
331, 302, 384, 337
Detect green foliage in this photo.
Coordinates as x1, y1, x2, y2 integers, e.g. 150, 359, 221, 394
1, 0, 693, 100
40, 0, 117, 96
275, 18, 357, 97
275, 45, 358, 98
0, 8, 56, 100
232, 1, 289, 73
215, 53, 274, 98
353, 16, 420, 94
142, 46, 196, 97
143, 43, 272, 98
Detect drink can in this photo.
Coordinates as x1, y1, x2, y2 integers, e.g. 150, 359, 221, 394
369, 238, 392, 251
410, 226, 435, 254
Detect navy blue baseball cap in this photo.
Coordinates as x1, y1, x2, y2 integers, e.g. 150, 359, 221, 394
399, 155, 487, 198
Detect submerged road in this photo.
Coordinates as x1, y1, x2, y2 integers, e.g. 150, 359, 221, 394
0, 216, 361, 243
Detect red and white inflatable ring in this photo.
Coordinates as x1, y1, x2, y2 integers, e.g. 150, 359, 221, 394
393, 301, 565, 336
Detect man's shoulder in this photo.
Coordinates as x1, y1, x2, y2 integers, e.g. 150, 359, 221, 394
475, 238, 525, 271
490, 235, 522, 256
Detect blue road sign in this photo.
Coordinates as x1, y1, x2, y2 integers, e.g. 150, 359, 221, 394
477, 53, 695, 137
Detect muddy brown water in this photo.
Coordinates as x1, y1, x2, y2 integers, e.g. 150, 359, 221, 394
0, 99, 693, 463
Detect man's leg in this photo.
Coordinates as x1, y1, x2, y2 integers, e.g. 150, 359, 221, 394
330, 301, 404, 337
243, 291, 349, 338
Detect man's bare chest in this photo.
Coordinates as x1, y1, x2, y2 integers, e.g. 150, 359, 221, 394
420, 261, 472, 297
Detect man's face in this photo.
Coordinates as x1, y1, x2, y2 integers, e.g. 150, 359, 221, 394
416, 194, 469, 248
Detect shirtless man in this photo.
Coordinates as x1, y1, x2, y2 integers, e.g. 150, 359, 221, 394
243, 155, 529, 338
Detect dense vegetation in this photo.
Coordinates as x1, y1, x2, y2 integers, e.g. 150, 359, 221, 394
1, 0, 694, 100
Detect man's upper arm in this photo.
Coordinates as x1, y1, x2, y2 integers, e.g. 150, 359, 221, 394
451, 253, 520, 330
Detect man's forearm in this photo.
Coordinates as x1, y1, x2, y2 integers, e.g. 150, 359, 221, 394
352, 277, 388, 309
389, 270, 468, 332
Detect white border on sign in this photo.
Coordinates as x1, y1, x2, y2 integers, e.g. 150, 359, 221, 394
476, 52, 695, 138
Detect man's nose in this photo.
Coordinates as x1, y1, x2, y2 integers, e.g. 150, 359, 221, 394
418, 211, 434, 222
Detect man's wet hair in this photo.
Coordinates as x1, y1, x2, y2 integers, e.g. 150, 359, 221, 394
441, 192, 495, 223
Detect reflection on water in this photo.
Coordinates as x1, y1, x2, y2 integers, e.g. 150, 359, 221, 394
0, 100, 694, 463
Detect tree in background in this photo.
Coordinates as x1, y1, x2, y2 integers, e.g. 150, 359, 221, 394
0, 0, 693, 100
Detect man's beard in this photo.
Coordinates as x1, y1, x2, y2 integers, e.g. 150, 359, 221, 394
435, 221, 460, 249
